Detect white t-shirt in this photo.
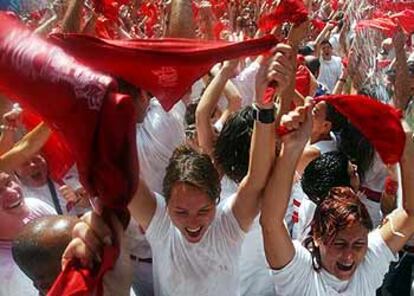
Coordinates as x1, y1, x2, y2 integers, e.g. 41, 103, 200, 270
0, 198, 56, 296
239, 217, 276, 296
137, 98, 186, 195
146, 193, 245, 296
21, 182, 67, 215
271, 230, 397, 296
291, 194, 316, 242
312, 132, 337, 155
318, 56, 343, 93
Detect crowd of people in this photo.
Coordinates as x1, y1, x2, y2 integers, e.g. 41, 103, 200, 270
0, 0, 414, 295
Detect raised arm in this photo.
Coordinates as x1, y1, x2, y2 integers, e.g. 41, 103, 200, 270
379, 121, 414, 253
232, 44, 294, 232
260, 100, 313, 269
196, 60, 238, 156
0, 122, 51, 172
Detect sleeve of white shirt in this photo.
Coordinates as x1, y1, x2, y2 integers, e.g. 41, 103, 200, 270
361, 229, 398, 289
216, 199, 245, 244
138, 99, 185, 193
271, 240, 314, 296
145, 193, 171, 244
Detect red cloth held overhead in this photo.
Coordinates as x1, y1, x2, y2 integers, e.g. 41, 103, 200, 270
50, 33, 279, 111
0, 12, 138, 296
391, 9, 414, 35
315, 95, 405, 164
356, 18, 398, 36
258, 0, 308, 32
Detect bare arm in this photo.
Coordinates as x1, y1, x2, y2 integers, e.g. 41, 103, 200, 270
196, 61, 238, 156
128, 178, 157, 231
60, 0, 83, 33
260, 101, 313, 269
232, 44, 294, 232
379, 121, 414, 253
0, 122, 51, 172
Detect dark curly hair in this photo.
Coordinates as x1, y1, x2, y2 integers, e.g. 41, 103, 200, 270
301, 151, 352, 205
213, 106, 254, 184
163, 145, 221, 204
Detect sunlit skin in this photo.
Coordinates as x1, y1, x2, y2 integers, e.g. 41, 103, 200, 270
167, 182, 216, 243
311, 101, 331, 143
0, 172, 29, 240
15, 154, 48, 188
316, 222, 369, 281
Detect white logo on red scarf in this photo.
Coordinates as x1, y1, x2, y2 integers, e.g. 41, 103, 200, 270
152, 66, 178, 87
1, 29, 112, 111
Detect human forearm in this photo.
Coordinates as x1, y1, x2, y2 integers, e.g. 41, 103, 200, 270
0, 122, 51, 172
60, 0, 83, 33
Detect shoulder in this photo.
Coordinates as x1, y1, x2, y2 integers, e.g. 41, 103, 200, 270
25, 198, 57, 216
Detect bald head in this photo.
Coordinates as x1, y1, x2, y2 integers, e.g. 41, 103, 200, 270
12, 215, 79, 295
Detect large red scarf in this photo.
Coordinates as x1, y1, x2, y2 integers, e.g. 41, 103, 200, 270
0, 12, 280, 296
49, 33, 279, 111
315, 95, 405, 165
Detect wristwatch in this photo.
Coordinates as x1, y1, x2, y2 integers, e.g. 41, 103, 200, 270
252, 103, 275, 124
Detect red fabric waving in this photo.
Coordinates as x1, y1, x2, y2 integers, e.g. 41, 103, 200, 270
258, 0, 308, 32
21, 110, 74, 182
391, 9, 414, 34
92, 0, 129, 21
315, 95, 405, 164
356, 18, 398, 36
295, 65, 311, 97
0, 12, 138, 296
49, 34, 279, 111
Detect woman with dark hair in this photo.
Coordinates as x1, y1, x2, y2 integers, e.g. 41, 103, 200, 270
62, 45, 294, 296
338, 122, 390, 227
260, 119, 414, 295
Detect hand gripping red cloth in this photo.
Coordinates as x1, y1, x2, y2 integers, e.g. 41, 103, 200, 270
0, 13, 137, 295
49, 33, 279, 111
315, 95, 405, 165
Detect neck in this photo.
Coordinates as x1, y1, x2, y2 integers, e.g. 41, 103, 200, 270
310, 132, 331, 144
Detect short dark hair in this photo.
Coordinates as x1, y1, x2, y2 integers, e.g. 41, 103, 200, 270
163, 145, 221, 203
184, 100, 199, 127
214, 106, 254, 183
301, 151, 351, 205
320, 39, 332, 47
304, 56, 320, 77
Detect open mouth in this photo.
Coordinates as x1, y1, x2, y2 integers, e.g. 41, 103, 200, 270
2, 194, 23, 210
336, 262, 354, 272
184, 226, 203, 240
31, 171, 44, 181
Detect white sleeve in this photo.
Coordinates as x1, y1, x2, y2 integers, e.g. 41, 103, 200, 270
271, 241, 314, 296
215, 200, 245, 244
145, 193, 171, 244
138, 99, 185, 193
361, 229, 398, 289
